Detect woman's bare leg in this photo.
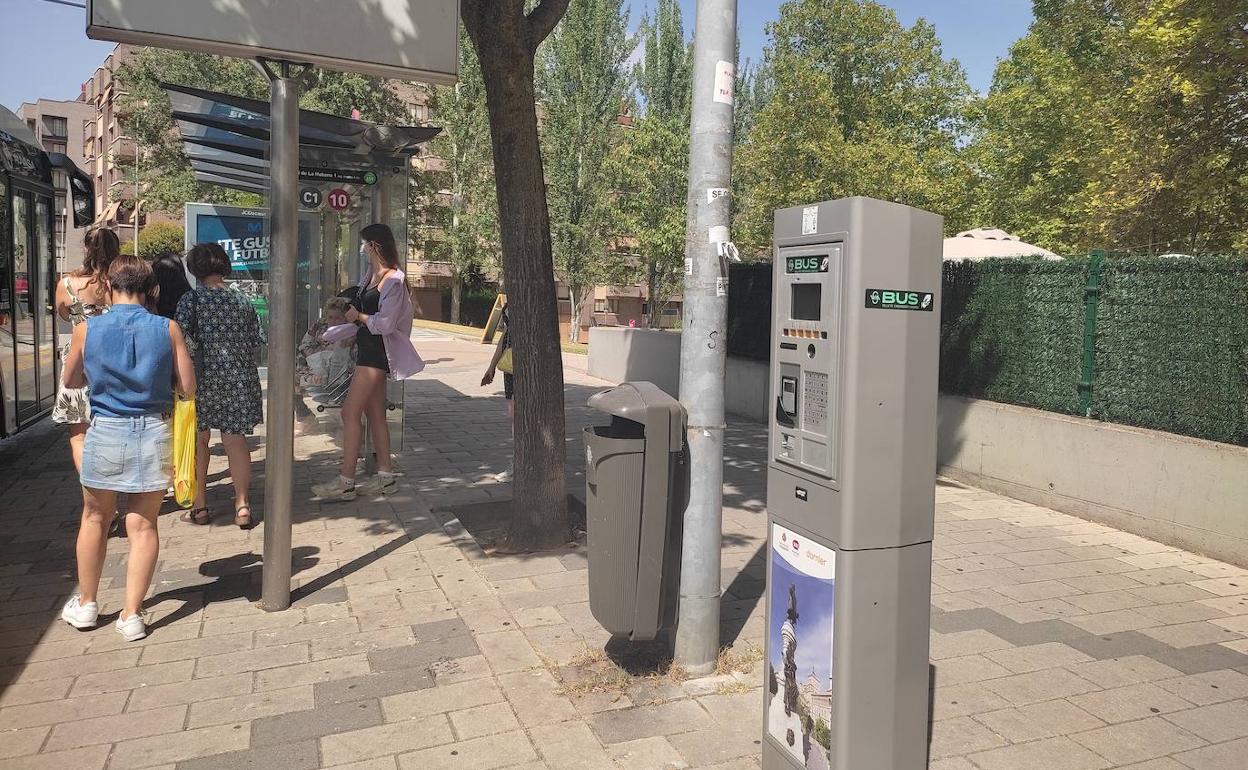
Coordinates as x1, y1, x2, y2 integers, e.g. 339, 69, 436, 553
122, 491, 163, 617
67, 423, 88, 473
193, 430, 211, 510
77, 486, 116, 604
338, 367, 375, 480
220, 433, 252, 510
363, 373, 392, 474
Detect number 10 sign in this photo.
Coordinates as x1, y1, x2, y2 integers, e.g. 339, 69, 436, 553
327, 188, 351, 212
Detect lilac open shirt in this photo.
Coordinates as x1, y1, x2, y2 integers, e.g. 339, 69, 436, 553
360, 269, 424, 380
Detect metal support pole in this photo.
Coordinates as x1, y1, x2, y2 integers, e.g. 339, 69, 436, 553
674, 0, 737, 674
257, 59, 308, 611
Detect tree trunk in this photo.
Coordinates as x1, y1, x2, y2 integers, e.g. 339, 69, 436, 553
450, 279, 463, 325
464, 0, 571, 549
568, 283, 589, 344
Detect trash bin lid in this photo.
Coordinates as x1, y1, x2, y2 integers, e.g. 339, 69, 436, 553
587, 382, 685, 451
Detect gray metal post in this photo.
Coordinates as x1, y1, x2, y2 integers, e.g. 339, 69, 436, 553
674, 0, 737, 674
258, 59, 306, 612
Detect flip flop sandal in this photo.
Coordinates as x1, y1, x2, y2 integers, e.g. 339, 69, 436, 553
181, 507, 212, 526
234, 505, 253, 529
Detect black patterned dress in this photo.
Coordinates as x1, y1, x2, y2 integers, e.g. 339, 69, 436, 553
175, 286, 264, 434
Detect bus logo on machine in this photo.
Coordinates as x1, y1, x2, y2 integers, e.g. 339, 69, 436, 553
866, 289, 934, 311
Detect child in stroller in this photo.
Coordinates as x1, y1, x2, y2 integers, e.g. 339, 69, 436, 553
294, 297, 356, 433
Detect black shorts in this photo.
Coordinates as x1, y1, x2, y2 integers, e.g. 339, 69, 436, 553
356, 329, 389, 372
503, 372, 514, 400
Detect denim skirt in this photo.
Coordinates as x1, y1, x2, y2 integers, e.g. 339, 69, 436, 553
81, 415, 173, 493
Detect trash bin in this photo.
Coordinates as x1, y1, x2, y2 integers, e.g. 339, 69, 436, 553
584, 382, 689, 641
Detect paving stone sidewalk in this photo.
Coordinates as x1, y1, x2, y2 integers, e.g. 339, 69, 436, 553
1, 332, 1247, 770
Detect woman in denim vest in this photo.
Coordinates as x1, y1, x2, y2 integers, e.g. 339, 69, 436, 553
59, 255, 196, 641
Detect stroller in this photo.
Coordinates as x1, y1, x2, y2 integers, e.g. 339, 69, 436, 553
302, 345, 354, 411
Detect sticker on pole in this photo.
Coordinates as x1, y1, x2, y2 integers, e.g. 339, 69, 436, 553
716, 276, 728, 297
865, 289, 934, 312
802, 206, 818, 235
767, 523, 835, 767
706, 188, 729, 204
327, 188, 351, 212
714, 60, 734, 104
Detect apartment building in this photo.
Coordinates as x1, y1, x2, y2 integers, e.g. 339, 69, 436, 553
80, 44, 147, 243
14, 98, 95, 270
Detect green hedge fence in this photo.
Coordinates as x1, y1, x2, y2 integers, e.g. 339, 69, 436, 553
941, 256, 1248, 446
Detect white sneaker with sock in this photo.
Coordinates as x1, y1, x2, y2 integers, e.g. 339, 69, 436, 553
312, 474, 357, 502
61, 595, 99, 629
356, 472, 397, 496
115, 612, 147, 642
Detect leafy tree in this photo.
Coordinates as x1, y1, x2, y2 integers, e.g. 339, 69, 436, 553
414, 29, 502, 324
538, 0, 634, 342
136, 221, 185, 259
972, 0, 1248, 253
609, 0, 691, 327
462, 0, 573, 549
733, 0, 977, 256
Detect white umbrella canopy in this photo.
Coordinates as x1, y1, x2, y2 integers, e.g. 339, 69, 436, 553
943, 227, 1061, 261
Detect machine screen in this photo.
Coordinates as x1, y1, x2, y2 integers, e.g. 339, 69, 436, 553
786, 255, 828, 274
791, 283, 822, 321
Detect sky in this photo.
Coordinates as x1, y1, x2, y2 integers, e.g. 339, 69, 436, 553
1, 0, 1035, 113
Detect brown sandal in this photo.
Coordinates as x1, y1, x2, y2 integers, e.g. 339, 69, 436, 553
234, 505, 253, 529
181, 507, 211, 525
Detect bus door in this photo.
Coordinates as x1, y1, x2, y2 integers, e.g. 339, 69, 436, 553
7, 184, 57, 427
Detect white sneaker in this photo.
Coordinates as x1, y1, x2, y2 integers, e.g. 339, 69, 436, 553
356, 472, 397, 497
495, 468, 513, 482
61, 595, 99, 629
115, 612, 147, 642
312, 475, 357, 502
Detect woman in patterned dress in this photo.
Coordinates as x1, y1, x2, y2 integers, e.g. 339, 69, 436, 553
175, 243, 264, 528
52, 228, 120, 471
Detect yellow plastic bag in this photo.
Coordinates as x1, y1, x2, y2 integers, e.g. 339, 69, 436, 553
497, 348, 514, 374
173, 397, 197, 507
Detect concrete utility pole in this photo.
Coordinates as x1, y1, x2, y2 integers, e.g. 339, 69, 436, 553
257, 58, 307, 612
674, 0, 737, 675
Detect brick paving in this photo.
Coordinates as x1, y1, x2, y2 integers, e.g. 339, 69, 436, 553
1, 331, 1247, 769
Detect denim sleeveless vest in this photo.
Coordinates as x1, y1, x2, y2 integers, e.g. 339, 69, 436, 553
84, 303, 173, 417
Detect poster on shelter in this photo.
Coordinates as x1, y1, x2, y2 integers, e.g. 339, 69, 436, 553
767, 523, 836, 770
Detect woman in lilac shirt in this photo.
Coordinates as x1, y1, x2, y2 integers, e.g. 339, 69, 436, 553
312, 224, 423, 501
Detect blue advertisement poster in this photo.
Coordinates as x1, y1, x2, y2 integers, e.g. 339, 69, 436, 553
193, 211, 312, 323
767, 523, 836, 770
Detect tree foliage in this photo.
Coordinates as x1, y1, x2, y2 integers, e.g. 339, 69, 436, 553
538, 0, 635, 341
414, 28, 501, 323
973, 0, 1248, 253
609, 0, 692, 327
733, 0, 977, 256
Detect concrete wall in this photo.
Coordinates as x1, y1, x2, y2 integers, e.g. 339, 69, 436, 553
939, 396, 1248, 567
587, 327, 1248, 566
587, 327, 768, 422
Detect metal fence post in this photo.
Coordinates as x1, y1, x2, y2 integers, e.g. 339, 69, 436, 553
1078, 250, 1105, 418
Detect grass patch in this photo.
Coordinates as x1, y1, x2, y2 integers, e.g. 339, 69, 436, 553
715, 642, 764, 676
556, 643, 687, 697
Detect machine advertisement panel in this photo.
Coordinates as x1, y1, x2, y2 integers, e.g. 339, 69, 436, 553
767, 524, 835, 770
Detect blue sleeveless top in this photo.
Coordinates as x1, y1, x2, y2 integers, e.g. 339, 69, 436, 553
84, 303, 173, 417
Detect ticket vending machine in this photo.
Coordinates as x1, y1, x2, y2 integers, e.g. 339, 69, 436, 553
762, 197, 942, 770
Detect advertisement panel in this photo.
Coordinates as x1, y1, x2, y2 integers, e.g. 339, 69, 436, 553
767, 524, 835, 770
88, 0, 459, 84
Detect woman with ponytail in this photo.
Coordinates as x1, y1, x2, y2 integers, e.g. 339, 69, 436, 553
53, 228, 121, 471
